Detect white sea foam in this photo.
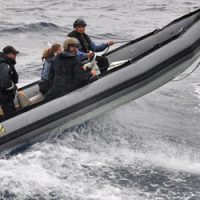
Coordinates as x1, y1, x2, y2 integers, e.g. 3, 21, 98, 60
1, 0, 200, 199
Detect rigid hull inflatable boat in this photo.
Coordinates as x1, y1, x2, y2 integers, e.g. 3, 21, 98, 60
0, 8, 200, 152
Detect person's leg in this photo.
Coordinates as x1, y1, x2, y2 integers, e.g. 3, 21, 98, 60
96, 56, 109, 74
1, 100, 16, 118
39, 80, 50, 95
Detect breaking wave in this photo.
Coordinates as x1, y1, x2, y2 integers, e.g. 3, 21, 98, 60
0, 22, 64, 34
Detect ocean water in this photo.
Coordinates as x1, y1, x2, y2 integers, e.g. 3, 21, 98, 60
0, 0, 200, 199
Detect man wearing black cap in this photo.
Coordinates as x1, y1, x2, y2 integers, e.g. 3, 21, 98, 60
68, 18, 115, 74
0, 45, 19, 117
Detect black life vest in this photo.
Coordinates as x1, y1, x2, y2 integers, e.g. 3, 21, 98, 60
68, 30, 92, 53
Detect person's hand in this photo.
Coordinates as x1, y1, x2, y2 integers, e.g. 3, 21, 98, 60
82, 64, 88, 70
82, 62, 92, 70
87, 51, 94, 60
107, 41, 115, 46
14, 84, 18, 91
0, 80, 18, 91
90, 69, 97, 77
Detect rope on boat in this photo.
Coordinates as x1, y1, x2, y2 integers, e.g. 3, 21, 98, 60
104, 46, 110, 54
114, 40, 133, 43
104, 40, 133, 54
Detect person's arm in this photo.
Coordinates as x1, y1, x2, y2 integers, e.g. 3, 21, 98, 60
48, 62, 55, 87
41, 61, 51, 80
90, 41, 109, 52
0, 63, 16, 90
76, 50, 88, 61
73, 58, 93, 81
9, 65, 18, 84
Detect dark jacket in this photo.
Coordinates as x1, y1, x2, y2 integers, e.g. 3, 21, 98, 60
0, 53, 18, 100
47, 50, 92, 98
68, 30, 108, 60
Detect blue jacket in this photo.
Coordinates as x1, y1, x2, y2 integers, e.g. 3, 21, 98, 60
41, 58, 53, 81
68, 30, 109, 60
77, 42, 108, 60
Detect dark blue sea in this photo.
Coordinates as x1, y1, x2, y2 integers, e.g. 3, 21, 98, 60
0, 0, 200, 199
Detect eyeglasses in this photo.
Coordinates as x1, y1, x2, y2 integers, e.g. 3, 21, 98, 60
69, 44, 79, 48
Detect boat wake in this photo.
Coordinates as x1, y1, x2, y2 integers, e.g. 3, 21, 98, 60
0, 113, 200, 199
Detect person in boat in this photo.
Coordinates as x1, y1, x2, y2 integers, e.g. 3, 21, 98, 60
39, 43, 63, 95
67, 18, 115, 74
46, 37, 96, 99
0, 46, 19, 117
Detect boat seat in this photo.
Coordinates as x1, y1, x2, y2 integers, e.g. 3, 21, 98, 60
17, 90, 45, 107
0, 91, 44, 118
29, 92, 45, 104
16, 90, 33, 108
0, 90, 32, 117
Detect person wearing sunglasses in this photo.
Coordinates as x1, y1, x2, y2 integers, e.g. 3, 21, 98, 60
46, 37, 96, 99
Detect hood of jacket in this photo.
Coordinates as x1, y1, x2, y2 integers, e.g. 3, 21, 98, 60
59, 50, 77, 59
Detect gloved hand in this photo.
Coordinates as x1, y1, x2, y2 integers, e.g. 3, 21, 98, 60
6, 81, 17, 91
0, 80, 17, 91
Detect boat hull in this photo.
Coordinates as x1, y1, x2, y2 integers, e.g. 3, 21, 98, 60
0, 9, 200, 153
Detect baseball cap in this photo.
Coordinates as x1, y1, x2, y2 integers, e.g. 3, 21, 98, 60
3, 46, 20, 55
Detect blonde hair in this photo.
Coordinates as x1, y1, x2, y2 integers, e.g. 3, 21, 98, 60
42, 43, 62, 60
